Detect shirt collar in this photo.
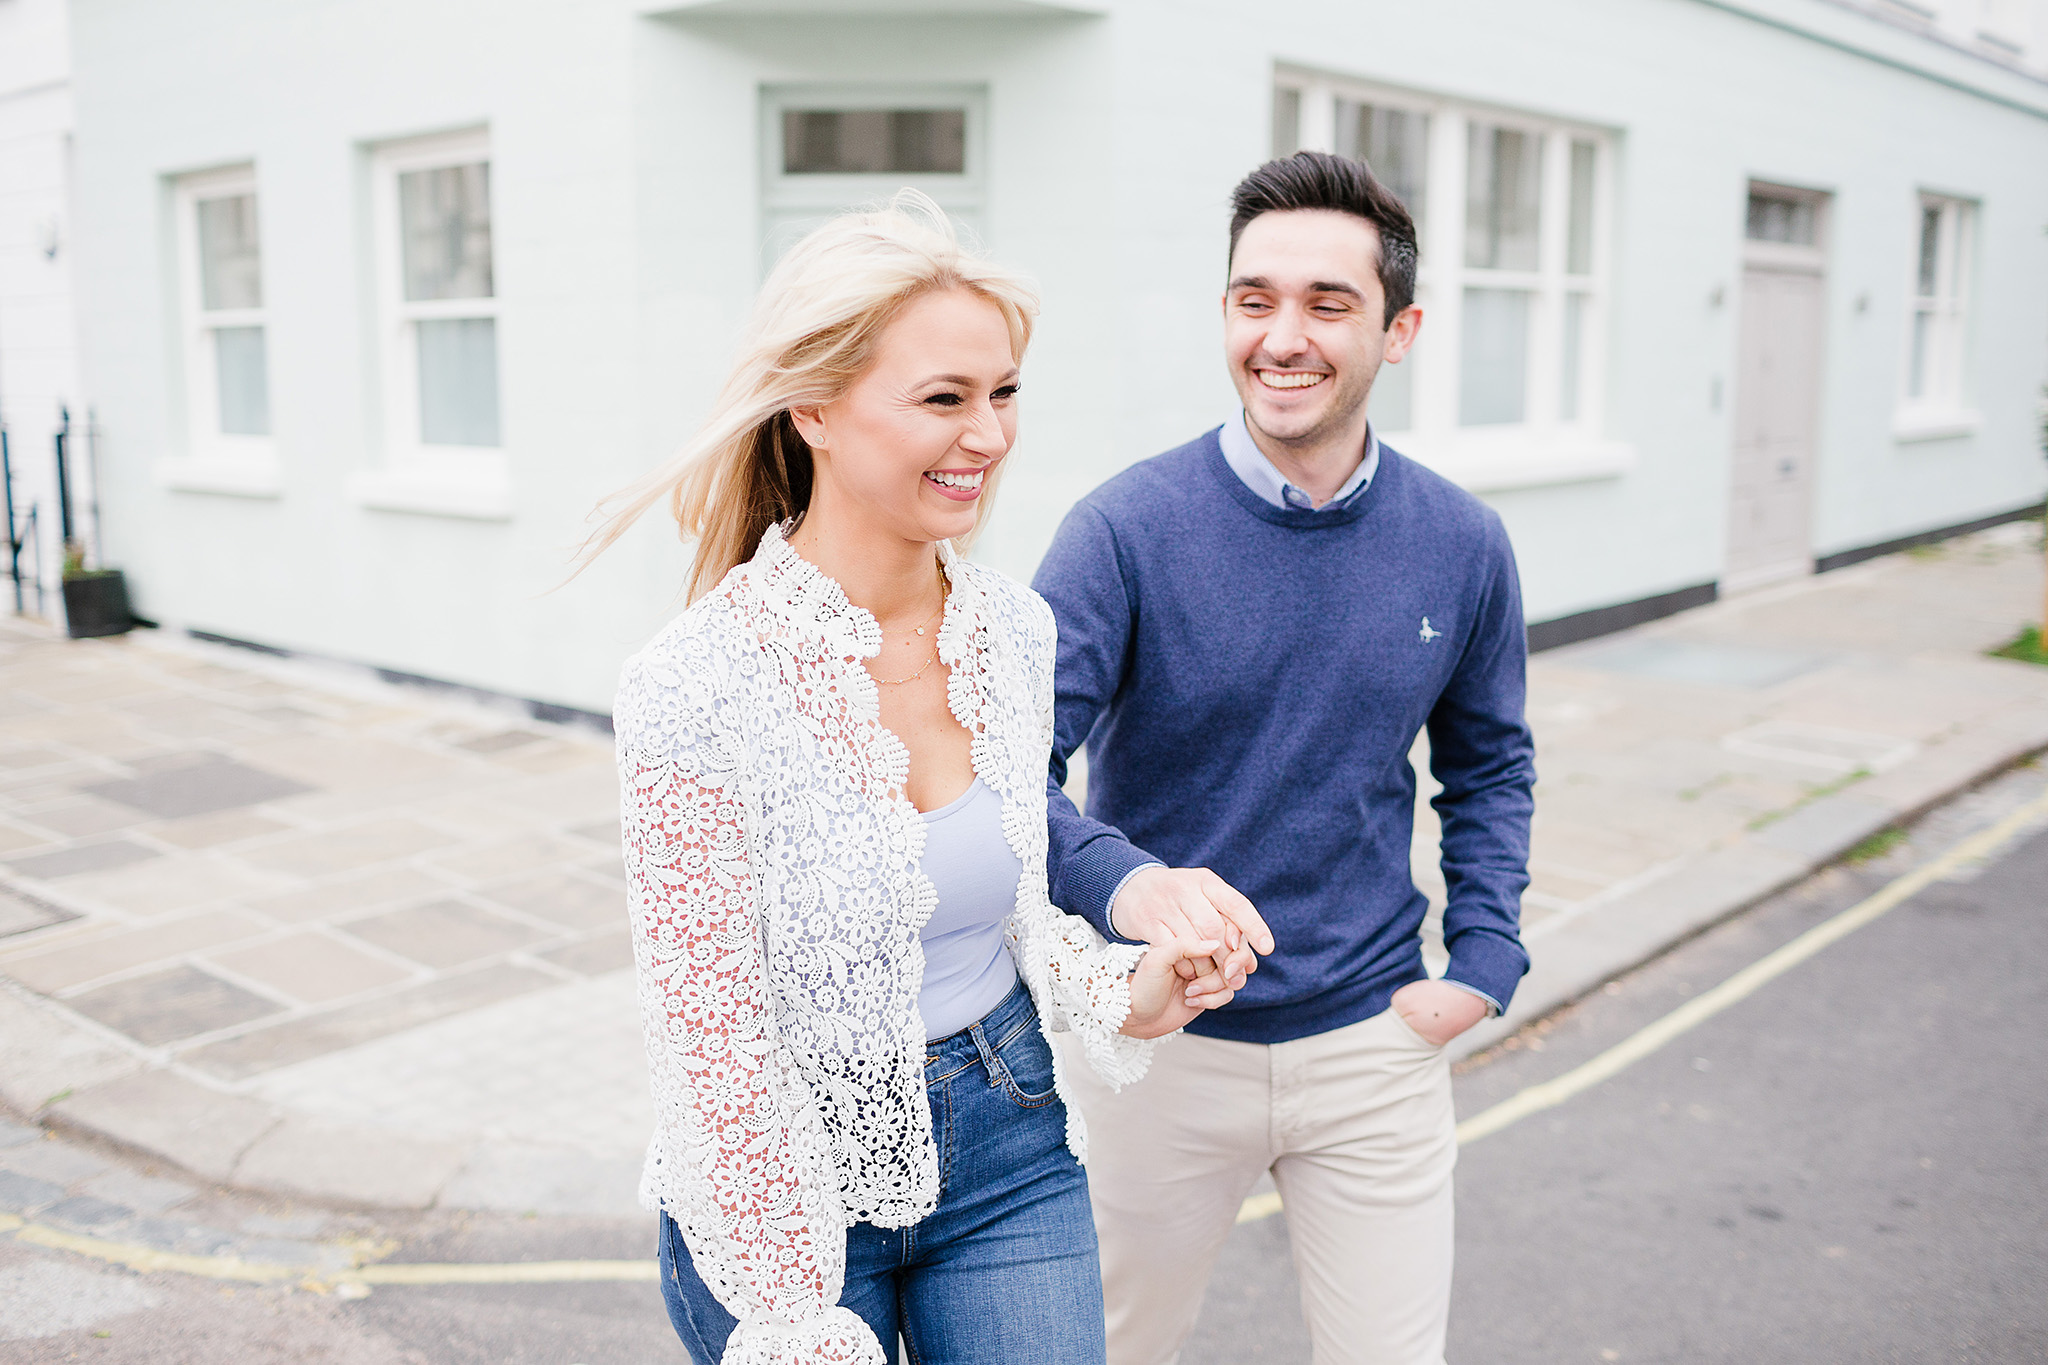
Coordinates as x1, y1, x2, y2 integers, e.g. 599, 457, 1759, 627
1218, 408, 1379, 512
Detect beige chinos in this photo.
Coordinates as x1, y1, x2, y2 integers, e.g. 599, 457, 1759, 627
1062, 1005, 1458, 1365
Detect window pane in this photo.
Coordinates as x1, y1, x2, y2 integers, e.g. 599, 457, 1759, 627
416, 317, 501, 447
1338, 101, 1429, 236
399, 162, 494, 302
1560, 293, 1586, 421
1272, 88, 1301, 159
781, 109, 966, 175
1463, 124, 1540, 271
1566, 140, 1596, 275
1745, 192, 1814, 245
1916, 203, 1942, 297
1459, 287, 1529, 425
213, 326, 269, 436
196, 194, 263, 311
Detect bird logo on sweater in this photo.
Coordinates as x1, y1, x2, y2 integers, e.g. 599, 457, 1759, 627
1419, 617, 1442, 643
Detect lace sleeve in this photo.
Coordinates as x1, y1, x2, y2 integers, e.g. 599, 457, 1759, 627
1010, 585, 1156, 1091
621, 661, 888, 1365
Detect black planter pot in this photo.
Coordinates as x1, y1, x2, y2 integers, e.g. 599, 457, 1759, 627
63, 570, 134, 639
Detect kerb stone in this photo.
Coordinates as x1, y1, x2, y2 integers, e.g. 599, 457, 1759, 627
232, 1119, 471, 1209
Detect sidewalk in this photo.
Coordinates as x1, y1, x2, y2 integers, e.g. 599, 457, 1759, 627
1, 523, 2045, 1214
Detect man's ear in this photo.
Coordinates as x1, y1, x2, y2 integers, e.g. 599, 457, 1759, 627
787, 405, 828, 451
1382, 305, 1425, 365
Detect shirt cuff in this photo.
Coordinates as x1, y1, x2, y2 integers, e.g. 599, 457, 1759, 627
1104, 862, 1166, 942
1440, 979, 1502, 1017
1057, 836, 1161, 945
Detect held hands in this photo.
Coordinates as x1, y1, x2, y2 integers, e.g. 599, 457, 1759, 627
1390, 978, 1489, 1047
1109, 866, 1274, 1006
1120, 935, 1238, 1039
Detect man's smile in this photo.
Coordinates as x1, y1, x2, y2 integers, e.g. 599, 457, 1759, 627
1254, 369, 1330, 391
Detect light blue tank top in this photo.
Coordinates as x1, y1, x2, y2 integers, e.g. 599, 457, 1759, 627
918, 778, 1022, 1041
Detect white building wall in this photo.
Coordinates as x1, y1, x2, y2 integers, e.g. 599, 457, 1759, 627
64, 0, 2048, 713
69, 0, 660, 713
0, 0, 80, 619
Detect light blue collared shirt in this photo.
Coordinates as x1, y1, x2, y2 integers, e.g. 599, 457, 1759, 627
1218, 409, 1381, 512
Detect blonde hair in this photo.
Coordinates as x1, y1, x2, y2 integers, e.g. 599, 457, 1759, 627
581, 191, 1040, 602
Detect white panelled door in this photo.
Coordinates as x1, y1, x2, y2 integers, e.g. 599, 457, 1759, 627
1726, 186, 1829, 591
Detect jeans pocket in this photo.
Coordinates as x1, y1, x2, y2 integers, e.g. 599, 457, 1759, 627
994, 1019, 1060, 1108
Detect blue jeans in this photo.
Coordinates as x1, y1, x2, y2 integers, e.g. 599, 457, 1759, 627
658, 981, 1107, 1365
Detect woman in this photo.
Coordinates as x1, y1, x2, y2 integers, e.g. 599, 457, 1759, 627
587, 194, 1236, 1365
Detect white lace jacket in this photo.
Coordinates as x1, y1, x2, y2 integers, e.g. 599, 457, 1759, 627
615, 525, 1154, 1365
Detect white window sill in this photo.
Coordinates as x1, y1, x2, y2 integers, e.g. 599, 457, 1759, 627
1892, 409, 1982, 443
155, 456, 282, 499
348, 468, 512, 521
1389, 434, 1636, 494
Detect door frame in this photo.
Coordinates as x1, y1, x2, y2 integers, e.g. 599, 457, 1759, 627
1723, 179, 1832, 595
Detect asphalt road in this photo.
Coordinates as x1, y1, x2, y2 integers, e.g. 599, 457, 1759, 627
4, 766, 2044, 1364
1188, 762, 2048, 1365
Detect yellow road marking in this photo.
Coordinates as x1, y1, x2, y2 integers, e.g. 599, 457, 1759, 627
347, 1260, 660, 1286
1235, 1191, 1283, 1224
1237, 786, 2048, 1222
16, 1222, 316, 1282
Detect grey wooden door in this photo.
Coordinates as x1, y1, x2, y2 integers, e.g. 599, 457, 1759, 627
1725, 261, 1825, 589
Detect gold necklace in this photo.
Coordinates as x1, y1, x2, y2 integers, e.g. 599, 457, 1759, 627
870, 638, 941, 687
870, 566, 948, 687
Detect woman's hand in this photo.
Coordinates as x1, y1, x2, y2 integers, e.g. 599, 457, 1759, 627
1119, 937, 1238, 1039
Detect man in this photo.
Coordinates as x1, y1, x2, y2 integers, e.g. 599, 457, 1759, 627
1033, 151, 1535, 1365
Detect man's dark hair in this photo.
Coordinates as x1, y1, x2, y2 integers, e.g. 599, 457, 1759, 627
1228, 151, 1419, 326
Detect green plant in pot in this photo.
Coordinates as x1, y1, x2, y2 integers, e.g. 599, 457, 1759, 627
61, 540, 134, 639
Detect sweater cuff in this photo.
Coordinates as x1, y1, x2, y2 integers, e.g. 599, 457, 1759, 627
1060, 835, 1160, 945
1443, 928, 1527, 1014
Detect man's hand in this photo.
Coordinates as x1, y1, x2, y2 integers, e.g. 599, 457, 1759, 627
1110, 866, 1273, 1003
1120, 936, 1238, 1039
1391, 979, 1488, 1048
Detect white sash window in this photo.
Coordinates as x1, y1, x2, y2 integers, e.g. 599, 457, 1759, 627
1274, 74, 1627, 492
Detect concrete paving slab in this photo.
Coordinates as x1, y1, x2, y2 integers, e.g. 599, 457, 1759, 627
179, 962, 558, 1080
242, 866, 453, 925
335, 899, 552, 971
537, 931, 635, 977
0, 886, 80, 940
0, 1120, 35, 1148
231, 1118, 470, 1209
142, 811, 295, 849
476, 869, 624, 930
4, 838, 159, 880
9, 798, 151, 840
233, 818, 462, 878
51, 1071, 278, 1182
1, 910, 273, 994
83, 755, 314, 819
205, 932, 414, 1005
57, 854, 289, 918
64, 964, 288, 1046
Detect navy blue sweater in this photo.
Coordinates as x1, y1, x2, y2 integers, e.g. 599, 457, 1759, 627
1032, 429, 1535, 1044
